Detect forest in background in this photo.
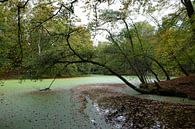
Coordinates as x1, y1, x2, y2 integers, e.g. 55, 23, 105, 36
0, 0, 194, 85
0, 2, 195, 129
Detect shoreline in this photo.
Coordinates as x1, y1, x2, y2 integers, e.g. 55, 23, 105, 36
71, 83, 195, 129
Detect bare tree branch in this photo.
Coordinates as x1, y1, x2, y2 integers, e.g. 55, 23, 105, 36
30, 0, 78, 32
16, 0, 31, 64
0, 0, 8, 3
21, 0, 30, 8
65, 29, 150, 94
181, 0, 195, 18
30, 5, 63, 32
41, 59, 83, 91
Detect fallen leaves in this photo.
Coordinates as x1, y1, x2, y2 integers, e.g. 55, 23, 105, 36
72, 84, 195, 129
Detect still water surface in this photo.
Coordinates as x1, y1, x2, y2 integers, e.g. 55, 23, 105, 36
0, 75, 194, 129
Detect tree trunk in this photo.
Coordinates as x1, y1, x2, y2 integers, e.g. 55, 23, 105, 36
144, 55, 170, 80
181, 0, 195, 42
17, 5, 23, 63
66, 32, 150, 94
181, 0, 195, 19
88, 60, 150, 94
171, 52, 189, 76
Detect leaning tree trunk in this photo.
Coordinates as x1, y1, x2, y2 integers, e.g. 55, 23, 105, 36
130, 18, 160, 83
170, 52, 189, 76
66, 31, 150, 94
123, 19, 148, 84
98, 28, 147, 84
143, 55, 171, 80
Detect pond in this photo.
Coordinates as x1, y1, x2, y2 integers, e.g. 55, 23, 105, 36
0, 75, 194, 129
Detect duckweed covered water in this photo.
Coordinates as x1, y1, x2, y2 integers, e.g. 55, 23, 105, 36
0, 90, 93, 129
0, 75, 195, 129
0, 75, 123, 129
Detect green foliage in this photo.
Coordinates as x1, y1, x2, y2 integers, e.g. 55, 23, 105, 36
152, 16, 195, 75
0, 0, 194, 80
0, 0, 95, 79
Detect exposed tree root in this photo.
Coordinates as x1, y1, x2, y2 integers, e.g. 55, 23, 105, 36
39, 87, 51, 91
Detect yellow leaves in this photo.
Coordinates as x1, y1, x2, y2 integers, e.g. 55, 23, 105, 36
32, 3, 54, 22
69, 27, 93, 50
154, 28, 179, 60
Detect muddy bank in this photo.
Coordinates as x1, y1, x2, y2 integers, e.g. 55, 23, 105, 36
141, 75, 195, 99
72, 83, 195, 129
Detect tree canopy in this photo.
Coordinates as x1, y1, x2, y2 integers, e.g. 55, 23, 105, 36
0, 0, 194, 93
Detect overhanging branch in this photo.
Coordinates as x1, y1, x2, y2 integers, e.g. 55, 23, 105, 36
65, 30, 150, 94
